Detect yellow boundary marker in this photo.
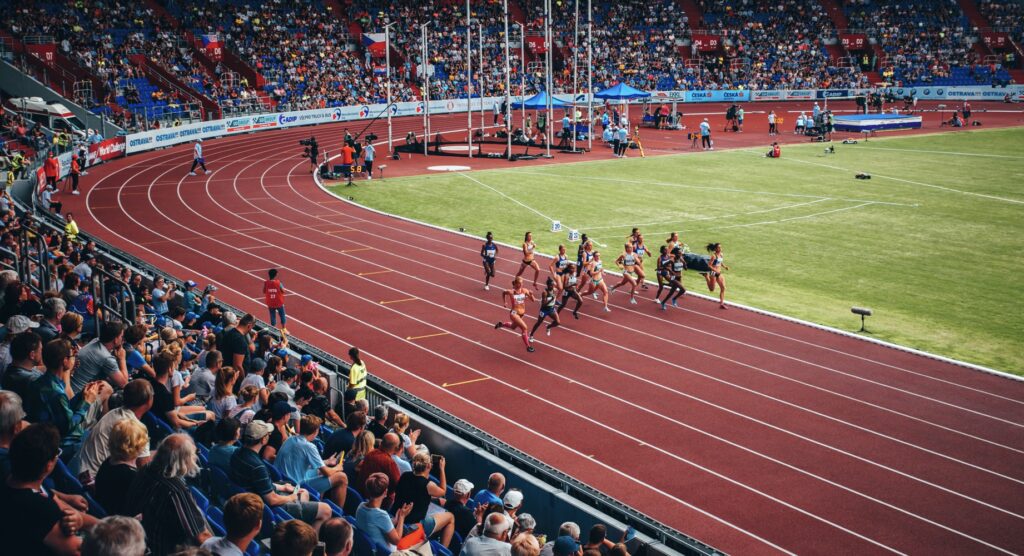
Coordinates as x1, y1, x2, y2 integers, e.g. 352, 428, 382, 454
407, 331, 450, 340
442, 377, 491, 388
359, 270, 393, 276
380, 297, 418, 305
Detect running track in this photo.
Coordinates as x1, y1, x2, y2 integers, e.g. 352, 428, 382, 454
71, 107, 1024, 555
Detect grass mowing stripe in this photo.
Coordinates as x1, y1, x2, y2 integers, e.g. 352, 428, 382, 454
330, 127, 1024, 374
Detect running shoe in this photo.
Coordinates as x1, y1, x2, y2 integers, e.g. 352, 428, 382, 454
71, 191, 80, 195
604, 307, 611, 313
494, 322, 502, 329
592, 292, 599, 300
671, 299, 678, 307
189, 172, 196, 176
572, 312, 579, 320
527, 346, 535, 353
205, 170, 212, 174
629, 297, 637, 305
660, 302, 667, 311
528, 336, 535, 343
484, 284, 490, 291
546, 326, 551, 336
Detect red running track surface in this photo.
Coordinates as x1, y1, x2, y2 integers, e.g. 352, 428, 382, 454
70, 105, 1024, 555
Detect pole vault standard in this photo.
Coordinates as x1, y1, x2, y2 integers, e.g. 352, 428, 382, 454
571, 0, 578, 152
514, 22, 526, 130
503, 0, 512, 160
586, 0, 593, 151
385, 19, 395, 155
421, 23, 430, 157
544, 0, 553, 158
466, 0, 473, 158
479, 23, 486, 140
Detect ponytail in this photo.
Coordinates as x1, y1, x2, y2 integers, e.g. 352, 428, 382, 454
706, 243, 719, 253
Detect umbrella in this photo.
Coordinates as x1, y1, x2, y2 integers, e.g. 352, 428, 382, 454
594, 83, 651, 127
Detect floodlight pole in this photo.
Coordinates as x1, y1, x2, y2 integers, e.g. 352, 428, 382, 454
466, 0, 473, 158
385, 20, 396, 154
421, 23, 430, 157
503, 0, 512, 160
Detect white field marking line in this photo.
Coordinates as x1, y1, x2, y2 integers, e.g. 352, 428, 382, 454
306, 168, 1024, 434
849, 145, 1024, 160
171, 160, 922, 555
582, 198, 833, 232
255, 116, 1021, 388
765, 150, 1024, 206
252, 164, 1024, 518
456, 172, 561, 224
709, 202, 875, 230
300, 177, 1024, 476
265, 164, 1024, 509
84, 150, 790, 556
492, 168, 921, 207
313, 168, 1024, 433
145, 145, 879, 554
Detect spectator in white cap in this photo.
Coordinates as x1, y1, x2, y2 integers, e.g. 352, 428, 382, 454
446, 478, 477, 539
503, 488, 524, 524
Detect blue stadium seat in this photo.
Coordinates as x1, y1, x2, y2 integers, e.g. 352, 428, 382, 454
85, 492, 107, 519
344, 486, 364, 516
190, 486, 210, 513
207, 506, 227, 536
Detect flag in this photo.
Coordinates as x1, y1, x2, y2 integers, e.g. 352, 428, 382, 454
201, 33, 221, 48
362, 32, 387, 57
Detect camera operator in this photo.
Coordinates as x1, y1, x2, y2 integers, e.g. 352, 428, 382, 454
300, 137, 319, 174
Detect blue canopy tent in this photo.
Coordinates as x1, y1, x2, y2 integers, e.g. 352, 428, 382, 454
594, 83, 651, 126
511, 92, 568, 109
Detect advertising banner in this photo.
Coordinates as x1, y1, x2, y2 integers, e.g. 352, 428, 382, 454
87, 137, 126, 165
684, 90, 750, 103
751, 90, 784, 101
888, 85, 1024, 100
785, 90, 816, 100
817, 89, 850, 99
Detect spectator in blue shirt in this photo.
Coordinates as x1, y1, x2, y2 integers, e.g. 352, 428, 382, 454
356, 472, 413, 552
474, 472, 505, 507
276, 414, 349, 509
208, 417, 241, 476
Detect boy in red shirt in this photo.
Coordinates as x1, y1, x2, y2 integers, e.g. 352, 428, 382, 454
263, 268, 287, 334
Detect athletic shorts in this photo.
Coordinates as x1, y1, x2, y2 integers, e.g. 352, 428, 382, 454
539, 307, 557, 318
482, 257, 495, 265
305, 475, 332, 494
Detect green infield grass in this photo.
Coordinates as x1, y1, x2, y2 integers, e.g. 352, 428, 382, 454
328, 127, 1024, 375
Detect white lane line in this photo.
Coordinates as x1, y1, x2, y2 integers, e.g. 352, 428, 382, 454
492, 168, 921, 207
84, 141, 793, 555
582, 198, 833, 233
711, 202, 875, 230
772, 152, 1024, 206
850, 146, 1024, 159
457, 172, 561, 224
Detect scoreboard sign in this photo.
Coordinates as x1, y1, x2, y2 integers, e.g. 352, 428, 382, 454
840, 34, 868, 50
690, 34, 721, 52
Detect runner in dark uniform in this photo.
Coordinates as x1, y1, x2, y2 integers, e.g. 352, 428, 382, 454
529, 277, 562, 341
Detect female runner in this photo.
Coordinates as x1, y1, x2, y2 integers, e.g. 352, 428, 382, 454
480, 232, 498, 291
575, 234, 591, 276
666, 232, 681, 254
705, 242, 729, 309
515, 231, 541, 289
610, 243, 640, 304
584, 252, 612, 312
495, 277, 537, 352
653, 245, 672, 300
659, 249, 687, 309
556, 262, 584, 319
632, 232, 650, 289
529, 277, 561, 341
548, 244, 571, 296
577, 240, 595, 292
